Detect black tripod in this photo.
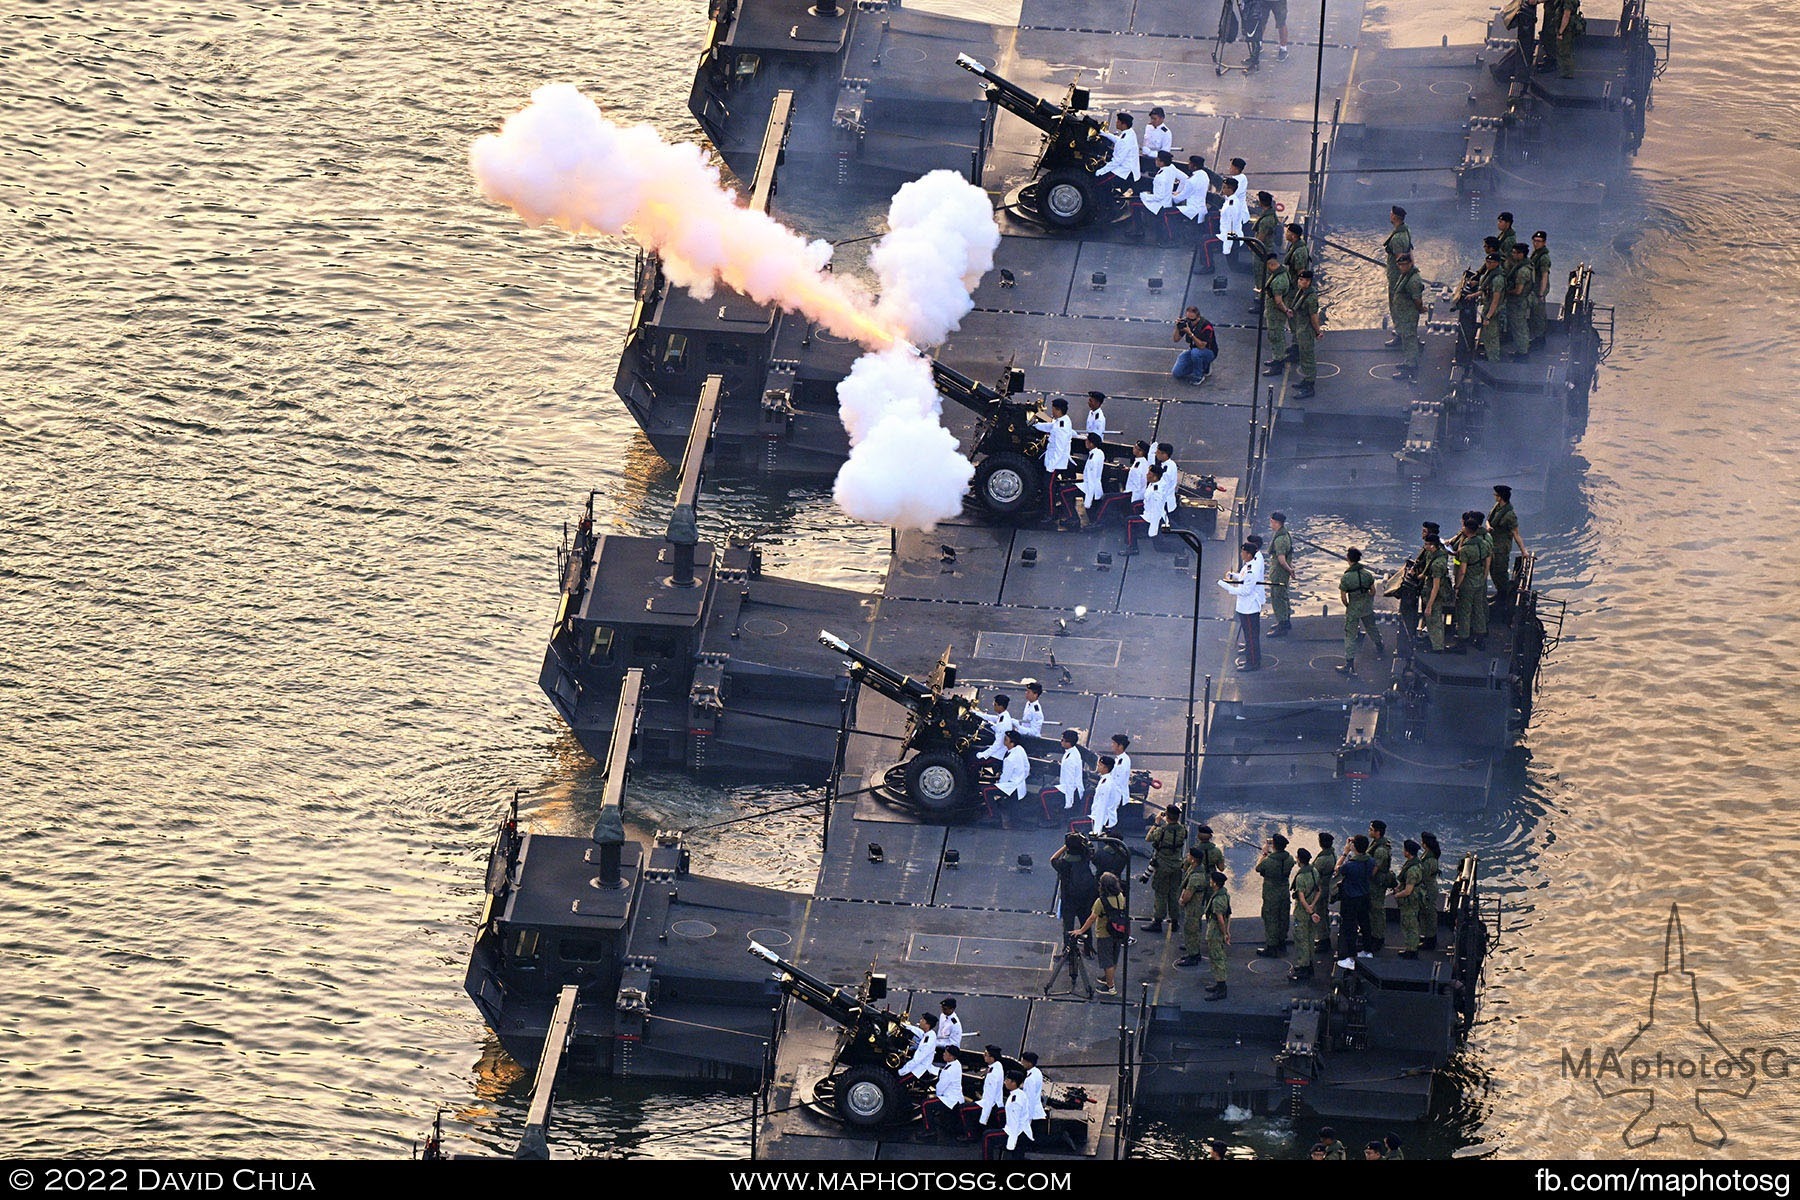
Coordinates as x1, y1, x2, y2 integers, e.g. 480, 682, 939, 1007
1044, 931, 1095, 1000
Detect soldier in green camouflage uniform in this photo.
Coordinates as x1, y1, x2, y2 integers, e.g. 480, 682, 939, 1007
1528, 230, 1553, 346
1479, 252, 1507, 361
1291, 270, 1321, 399
1335, 548, 1383, 675
1141, 803, 1188, 931
1418, 831, 1442, 950
1554, 0, 1582, 78
1389, 253, 1426, 382
1423, 532, 1453, 651
1366, 820, 1395, 951
1312, 832, 1337, 952
1254, 833, 1295, 954
1488, 485, 1526, 622
1251, 193, 1281, 311
1281, 223, 1310, 368
1395, 840, 1426, 956
1452, 513, 1490, 648
1176, 844, 1210, 966
1203, 871, 1232, 998
1288, 849, 1322, 980
1382, 206, 1412, 304
1261, 255, 1292, 369
1267, 512, 1294, 636
1495, 212, 1518, 260
1505, 242, 1535, 358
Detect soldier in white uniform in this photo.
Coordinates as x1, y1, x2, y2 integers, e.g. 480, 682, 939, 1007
994, 730, 1030, 816
1032, 397, 1077, 523
1017, 681, 1045, 738
981, 1070, 1033, 1160
975, 694, 1016, 761
1083, 390, 1108, 436
936, 997, 964, 1050
1054, 729, 1085, 810
1095, 112, 1141, 185
1135, 150, 1188, 240
898, 1013, 939, 1081
1077, 432, 1106, 525
1090, 754, 1127, 834
1126, 441, 1151, 508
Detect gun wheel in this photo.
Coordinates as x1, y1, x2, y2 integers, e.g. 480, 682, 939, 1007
904, 748, 972, 812
973, 451, 1042, 518
834, 1063, 904, 1127
1037, 167, 1098, 229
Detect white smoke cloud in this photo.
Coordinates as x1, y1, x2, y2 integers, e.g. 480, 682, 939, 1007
828, 172, 997, 530
470, 83, 891, 348
870, 170, 1001, 346
470, 90, 998, 532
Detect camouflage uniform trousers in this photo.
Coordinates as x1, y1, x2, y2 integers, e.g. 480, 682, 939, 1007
1151, 863, 1183, 923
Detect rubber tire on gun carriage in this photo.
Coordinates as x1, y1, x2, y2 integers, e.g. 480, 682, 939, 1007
903, 747, 974, 812
833, 1062, 906, 1127
972, 450, 1044, 519
1035, 166, 1103, 230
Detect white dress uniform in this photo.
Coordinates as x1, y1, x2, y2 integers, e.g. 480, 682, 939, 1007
1022, 1065, 1048, 1122
996, 742, 1031, 801
1017, 699, 1044, 738
1140, 120, 1173, 158
1096, 127, 1141, 182
1126, 456, 1149, 504
1090, 765, 1126, 833
938, 1010, 964, 1050
899, 1027, 938, 1079
1033, 414, 1074, 471
1058, 744, 1085, 809
1085, 406, 1108, 435
1078, 446, 1105, 508
1219, 189, 1249, 249
933, 1058, 964, 1108
1112, 750, 1132, 785
976, 708, 1017, 761
978, 1061, 1006, 1124
1218, 571, 1268, 614
1230, 171, 1250, 204
1143, 476, 1172, 537
1002, 1086, 1034, 1151
1140, 163, 1187, 215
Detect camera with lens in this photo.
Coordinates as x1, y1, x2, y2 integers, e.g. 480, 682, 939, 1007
1135, 867, 1153, 886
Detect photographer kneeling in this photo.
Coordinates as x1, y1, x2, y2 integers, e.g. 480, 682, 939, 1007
1171, 306, 1217, 384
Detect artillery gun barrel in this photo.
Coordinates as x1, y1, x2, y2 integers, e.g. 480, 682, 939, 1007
819, 630, 932, 704
927, 359, 1007, 418
748, 940, 881, 1028
956, 54, 1062, 130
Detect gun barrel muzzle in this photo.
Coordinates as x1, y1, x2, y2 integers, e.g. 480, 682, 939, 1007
748, 940, 780, 965
818, 630, 851, 653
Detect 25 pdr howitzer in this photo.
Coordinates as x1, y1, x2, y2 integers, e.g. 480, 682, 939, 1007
928, 358, 1136, 519
818, 629, 992, 811
957, 54, 1126, 230
749, 940, 971, 1128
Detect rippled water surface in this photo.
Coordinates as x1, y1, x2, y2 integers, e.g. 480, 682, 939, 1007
3, 0, 1797, 1160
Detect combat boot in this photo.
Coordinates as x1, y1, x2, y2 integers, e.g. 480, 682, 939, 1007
1383, 334, 1402, 348
1255, 946, 1280, 957
1174, 954, 1202, 967
1262, 360, 1285, 376
1204, 982, 1228, 1001
1287, 965, 1313, 982
1293, 381, 1315, 399
1390, 367, 1416, 382
1285, 344, 1300, 363
1334, 659, 1355, 675
1139, 920, 1164, 932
